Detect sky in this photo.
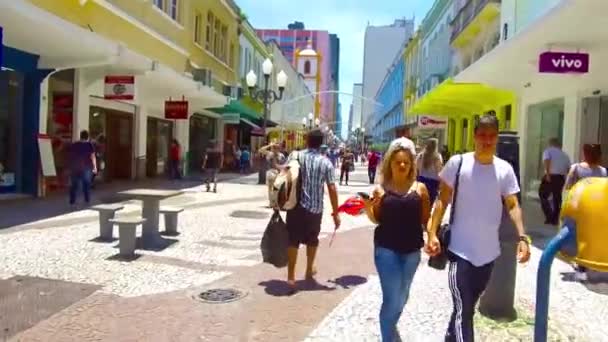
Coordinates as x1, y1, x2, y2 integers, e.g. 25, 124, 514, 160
238, 0, 433, 139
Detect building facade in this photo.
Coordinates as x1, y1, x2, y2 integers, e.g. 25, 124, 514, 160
416, 0, 455, 145
372, 51, 405, 143
0, 0, 241, 196
350, 83, 364, 133
361, 18, 415, 131
329, 34, 341, 131
256, 26, 337, 124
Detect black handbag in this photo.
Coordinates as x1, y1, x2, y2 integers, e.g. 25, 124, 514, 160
428, 155, 463, 270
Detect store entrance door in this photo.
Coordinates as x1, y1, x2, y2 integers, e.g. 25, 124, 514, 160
146, 118, 174, 178
106, 111, 133, 180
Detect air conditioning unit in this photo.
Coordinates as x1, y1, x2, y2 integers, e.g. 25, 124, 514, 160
192, 68, 213, 86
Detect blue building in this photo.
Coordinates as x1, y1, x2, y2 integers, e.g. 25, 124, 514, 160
371, 53, 405, 143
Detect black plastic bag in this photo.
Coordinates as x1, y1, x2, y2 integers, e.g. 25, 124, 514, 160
260, 211, 289, 268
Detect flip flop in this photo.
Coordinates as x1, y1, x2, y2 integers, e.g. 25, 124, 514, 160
305, 268, 318, 280
287, 280, 297, 295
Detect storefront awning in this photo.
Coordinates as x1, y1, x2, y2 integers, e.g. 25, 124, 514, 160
140, 61, 227, 113
0, 1, 119, 69
408, 79, 515, 117
207, 100, 263, 123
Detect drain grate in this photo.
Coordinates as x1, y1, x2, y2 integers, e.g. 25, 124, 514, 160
230, 210, 269, 219
197, 288, 247, 304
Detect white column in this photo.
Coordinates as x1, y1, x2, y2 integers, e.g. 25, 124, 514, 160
562, 94, 583, 162
73, 69, 91, 140
134, 104, 147, 179
517, 96, 530, 195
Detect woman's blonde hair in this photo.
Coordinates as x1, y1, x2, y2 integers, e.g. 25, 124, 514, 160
380, 138, 417, 186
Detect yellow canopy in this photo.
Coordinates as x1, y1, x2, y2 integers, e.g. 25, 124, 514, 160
408, 79, 515, 117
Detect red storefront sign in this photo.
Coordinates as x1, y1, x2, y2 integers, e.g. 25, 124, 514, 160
165, 100, 189, 119
104, 76, 135, 100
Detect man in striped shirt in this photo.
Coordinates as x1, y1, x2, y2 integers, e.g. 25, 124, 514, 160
286, 129, 341, 291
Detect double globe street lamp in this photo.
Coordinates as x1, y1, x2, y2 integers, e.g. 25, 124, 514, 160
301, 112, 321, 130
246, 58, 288, 184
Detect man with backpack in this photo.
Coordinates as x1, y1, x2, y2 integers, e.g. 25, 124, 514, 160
284, 129, 341, 292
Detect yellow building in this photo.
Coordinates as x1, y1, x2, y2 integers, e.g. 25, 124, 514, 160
403, 31, 421, 120
0, 0, 240, 194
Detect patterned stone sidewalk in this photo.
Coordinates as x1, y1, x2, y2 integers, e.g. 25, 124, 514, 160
305, 246, 608, 342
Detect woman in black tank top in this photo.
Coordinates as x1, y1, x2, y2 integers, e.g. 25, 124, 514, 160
362, 138, 431, 342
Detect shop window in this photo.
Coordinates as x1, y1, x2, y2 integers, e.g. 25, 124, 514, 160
206, 12, 214, 50
0, 70, 24, 193
153, 0, 164, 11
229, 43, 235, 70
220, 25, 228, 62
214, 20, 220, 57
194, 12, 202, 45
169, 0, 179, 21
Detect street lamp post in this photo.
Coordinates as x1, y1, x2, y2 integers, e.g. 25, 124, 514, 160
246, 58, 288, 185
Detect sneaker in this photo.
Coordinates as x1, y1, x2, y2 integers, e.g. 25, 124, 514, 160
213, 188, 217, 193
575, 271, 588, 282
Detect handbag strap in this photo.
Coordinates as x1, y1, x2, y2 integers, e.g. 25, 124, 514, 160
448, 155, 464, 225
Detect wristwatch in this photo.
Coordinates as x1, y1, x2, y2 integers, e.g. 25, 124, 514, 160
519, 235, 532, 245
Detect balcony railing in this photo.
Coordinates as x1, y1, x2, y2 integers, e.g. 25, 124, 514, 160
450, 0, 500, 43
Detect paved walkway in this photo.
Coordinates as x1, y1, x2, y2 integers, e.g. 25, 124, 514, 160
1, 166, 607, 341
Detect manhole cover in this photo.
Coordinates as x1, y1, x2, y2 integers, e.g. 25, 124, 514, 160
230, 210, 269, 219
197, 288, 247, 303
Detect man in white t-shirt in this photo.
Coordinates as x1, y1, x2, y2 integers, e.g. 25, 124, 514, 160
539, 138, 571, 225
425, 114, 531, 342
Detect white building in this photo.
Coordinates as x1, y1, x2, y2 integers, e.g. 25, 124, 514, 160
361, 18, 414, 131
456, 0, 608, 198
350, 83, 364, 132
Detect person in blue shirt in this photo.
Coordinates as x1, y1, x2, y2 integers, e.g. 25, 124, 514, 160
240, 147, 251, 174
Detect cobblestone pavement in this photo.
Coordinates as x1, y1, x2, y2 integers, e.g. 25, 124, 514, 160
2, 165, 608, 341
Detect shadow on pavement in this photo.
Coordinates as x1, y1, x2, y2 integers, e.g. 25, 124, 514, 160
560, 271, 608, 296
110, 237, 178, 252
258, 279, 336, 297
327, 275, 368, 289
106, 253, 143, 262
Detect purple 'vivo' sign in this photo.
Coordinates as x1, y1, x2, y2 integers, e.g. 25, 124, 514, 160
538, 51, 589, 74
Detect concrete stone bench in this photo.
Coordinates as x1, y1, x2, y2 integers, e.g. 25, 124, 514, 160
109, 217, 146, 257
91, 204, 124, 241
159, 206, 184, 236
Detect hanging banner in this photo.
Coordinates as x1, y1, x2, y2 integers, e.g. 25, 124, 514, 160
104, 76, 135, 100
165, 100, 189, 119
418, 115, 447, 129
38, 134, 57, 177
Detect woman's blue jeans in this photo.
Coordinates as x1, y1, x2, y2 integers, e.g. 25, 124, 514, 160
374, 247, 421, 342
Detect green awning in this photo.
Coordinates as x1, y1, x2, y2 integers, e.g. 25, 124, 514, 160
207, 100, 262, 123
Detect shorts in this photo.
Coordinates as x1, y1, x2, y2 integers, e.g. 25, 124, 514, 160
286, 204, 323, 247
204, 168, 219, 182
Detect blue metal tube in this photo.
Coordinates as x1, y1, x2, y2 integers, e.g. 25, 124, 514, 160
534, 226, 574, 342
